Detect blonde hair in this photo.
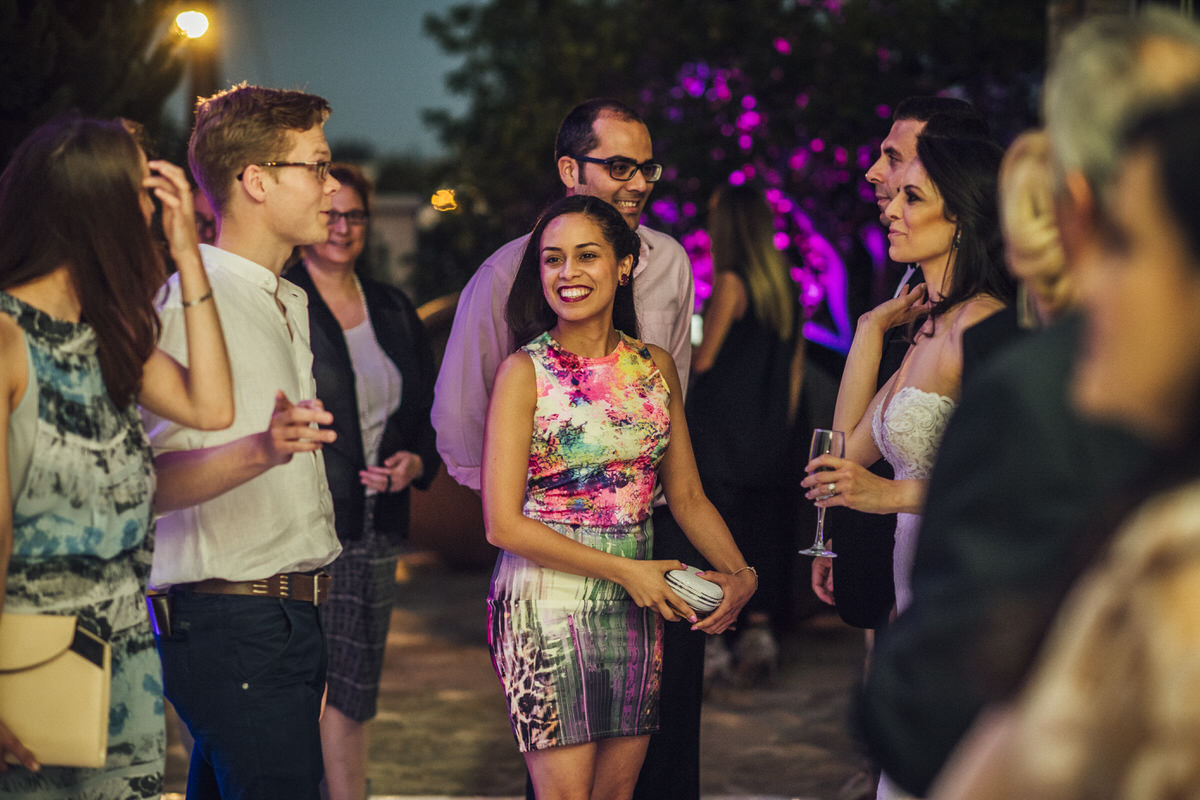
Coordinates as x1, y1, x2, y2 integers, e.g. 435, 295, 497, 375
708, 185, 795, 339
998, 130, 1069, 325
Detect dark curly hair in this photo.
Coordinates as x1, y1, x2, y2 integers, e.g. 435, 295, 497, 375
506, 195, 641, 350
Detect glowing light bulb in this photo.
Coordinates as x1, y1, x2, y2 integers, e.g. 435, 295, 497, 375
431, 189, 458, 212
176, 11, 210, 39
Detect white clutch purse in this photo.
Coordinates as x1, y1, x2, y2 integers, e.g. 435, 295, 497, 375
0, 613, 111, 768
665, 566, 724, 615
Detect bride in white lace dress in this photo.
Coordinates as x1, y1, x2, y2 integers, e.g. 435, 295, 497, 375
802, 134, 1015, 799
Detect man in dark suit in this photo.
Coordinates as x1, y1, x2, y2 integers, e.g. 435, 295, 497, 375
859, 10, 1200, 795
812, 97, 991, 631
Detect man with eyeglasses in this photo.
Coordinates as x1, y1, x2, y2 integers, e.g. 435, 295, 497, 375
142, 83, 343, 800
432, 97, 702, 799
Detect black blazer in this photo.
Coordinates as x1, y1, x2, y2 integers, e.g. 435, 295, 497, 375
289, 263, 440, 543
858, 316, 1151, 795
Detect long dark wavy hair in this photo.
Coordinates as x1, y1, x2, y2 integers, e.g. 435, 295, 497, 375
914, 134, 1017, 337
506, 195, 641, 350
0, 115, 164, 406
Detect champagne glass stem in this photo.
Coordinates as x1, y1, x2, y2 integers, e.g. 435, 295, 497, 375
813, 507, 827, 550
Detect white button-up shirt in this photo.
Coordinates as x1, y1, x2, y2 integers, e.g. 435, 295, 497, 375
431, 225, 694, 492
145, 245, 341, 588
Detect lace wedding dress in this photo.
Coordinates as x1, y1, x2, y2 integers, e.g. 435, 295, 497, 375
872, 385, 958, 800
871, 385, 957, 614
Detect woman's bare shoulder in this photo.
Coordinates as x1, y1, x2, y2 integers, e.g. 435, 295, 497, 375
0, 311, 27, 403
949, 294, 1007, 334
495, 349, 535, 385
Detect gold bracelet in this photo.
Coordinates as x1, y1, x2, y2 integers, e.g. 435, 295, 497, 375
181, 289, 213, 308
732, 565, 759, 585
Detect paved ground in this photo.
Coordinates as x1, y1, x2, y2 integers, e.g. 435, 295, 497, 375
164, 553, 873, 799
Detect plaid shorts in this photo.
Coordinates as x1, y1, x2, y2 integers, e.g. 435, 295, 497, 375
319, 525, 401, 722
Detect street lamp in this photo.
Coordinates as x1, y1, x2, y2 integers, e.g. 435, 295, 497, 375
175, 6, 219, 120
175, 10, 210, 39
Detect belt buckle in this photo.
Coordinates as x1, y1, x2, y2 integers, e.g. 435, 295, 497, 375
313, 574, 320, 606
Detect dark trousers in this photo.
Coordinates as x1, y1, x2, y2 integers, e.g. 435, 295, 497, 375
157, 591, 327, 800
524, 506, 706, 800
634, 505, 706, 799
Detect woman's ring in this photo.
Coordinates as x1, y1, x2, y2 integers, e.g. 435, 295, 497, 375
827, 482, 836, 496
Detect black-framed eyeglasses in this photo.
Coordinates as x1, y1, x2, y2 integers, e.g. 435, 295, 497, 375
236, 160, 332, 182
327, 209, 369, 226
573, 155, 663, 182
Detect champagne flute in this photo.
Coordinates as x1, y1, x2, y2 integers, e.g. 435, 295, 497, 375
799, 428, 845, 557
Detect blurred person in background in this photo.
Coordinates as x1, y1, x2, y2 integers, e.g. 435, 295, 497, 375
289, 163, 440, 800
687, 184, 804, 684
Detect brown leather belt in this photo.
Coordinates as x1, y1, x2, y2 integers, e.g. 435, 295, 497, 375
175, 571, 332, 606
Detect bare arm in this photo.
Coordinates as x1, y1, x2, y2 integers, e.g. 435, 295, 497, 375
0, 317, 40, 771
137, 160, 233, 431
800, 455, 928, 515
0, 317, 19, 616
691, 271, 746, 375
480, 353, 694, 621
153, 391, 335, 512
649, 345, 757, 633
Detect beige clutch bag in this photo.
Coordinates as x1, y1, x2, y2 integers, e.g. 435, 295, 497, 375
0, 613, 110, 768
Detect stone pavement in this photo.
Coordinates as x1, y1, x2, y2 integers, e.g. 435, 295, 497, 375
164, 553, 872, 799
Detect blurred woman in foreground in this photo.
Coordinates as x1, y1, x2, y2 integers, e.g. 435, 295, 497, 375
932, 90, 1200, 800
0, 116, 231, 796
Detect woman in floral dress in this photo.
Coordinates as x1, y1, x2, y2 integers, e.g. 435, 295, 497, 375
482, 195, 757, 799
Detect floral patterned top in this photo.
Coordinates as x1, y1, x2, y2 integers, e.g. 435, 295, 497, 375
521, 331, 671, 527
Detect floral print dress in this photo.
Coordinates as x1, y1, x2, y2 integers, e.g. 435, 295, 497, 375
488, 331, 671, 752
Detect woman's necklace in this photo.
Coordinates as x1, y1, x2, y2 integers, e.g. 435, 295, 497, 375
351, 274, 370, 329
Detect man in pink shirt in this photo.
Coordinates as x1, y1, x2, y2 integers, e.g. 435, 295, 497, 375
432, 98, 702, 799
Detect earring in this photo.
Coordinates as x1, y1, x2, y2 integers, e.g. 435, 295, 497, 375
619, 273, 630, 286
954, 230, 962, 248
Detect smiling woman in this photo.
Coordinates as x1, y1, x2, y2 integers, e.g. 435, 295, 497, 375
481, 195, 757, 800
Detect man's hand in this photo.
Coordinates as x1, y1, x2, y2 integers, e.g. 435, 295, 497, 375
812, 544, 835, 605
260, 391, 336, 466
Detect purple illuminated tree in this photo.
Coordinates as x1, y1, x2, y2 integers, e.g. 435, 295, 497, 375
420, 0, 1044, 328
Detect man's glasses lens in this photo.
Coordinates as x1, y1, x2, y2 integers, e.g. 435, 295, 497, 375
238, 160, 332, 182
610, 159, 662, 182
574, 155, 663, 182
327, 210, 368, 225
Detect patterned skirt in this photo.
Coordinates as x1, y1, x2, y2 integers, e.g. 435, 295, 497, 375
487, 517, 662, 752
